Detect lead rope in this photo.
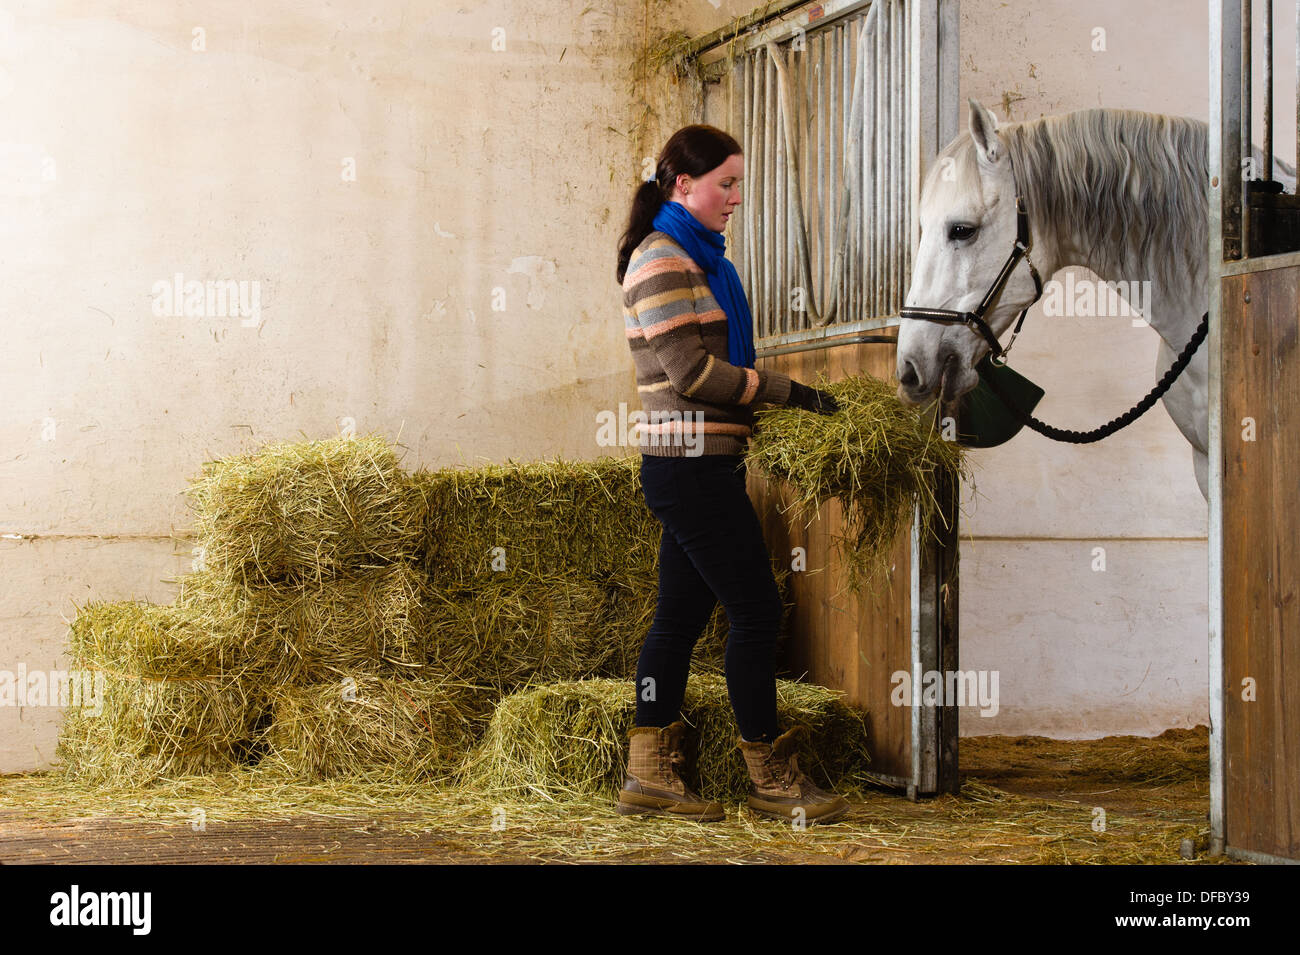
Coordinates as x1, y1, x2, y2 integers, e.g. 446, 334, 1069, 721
977, 311, 1209, 444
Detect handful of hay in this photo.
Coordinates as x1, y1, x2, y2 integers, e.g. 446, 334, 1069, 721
746, 372, 969, 593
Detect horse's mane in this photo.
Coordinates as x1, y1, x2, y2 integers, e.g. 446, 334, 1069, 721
926, 108, 1208, 295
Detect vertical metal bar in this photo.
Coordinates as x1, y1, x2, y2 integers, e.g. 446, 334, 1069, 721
792, 37, 802, 334
911, 2, 938, 300
1243, 0, 1252, 180
895, 0, 905, 309
1264, 0, 1274, 181
748, 53, 759, 328
878, 2, 888, 317
853, 16, 864, 326
938, 0, 960, 146
891, 0, 902, 313
865, 8, 876, 320
842, 22, 852, 327
816, 30, 826, 329
842, 22, 853, 325
759, 51, 769, 340
1208, 0, 1242, 859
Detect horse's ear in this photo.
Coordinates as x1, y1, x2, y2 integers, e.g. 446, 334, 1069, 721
968, 98, 1002, 165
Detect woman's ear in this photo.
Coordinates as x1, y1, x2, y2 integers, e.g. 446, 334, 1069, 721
968, 98, 1002, 166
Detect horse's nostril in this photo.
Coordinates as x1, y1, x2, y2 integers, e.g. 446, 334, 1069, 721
899, 361, 918, 389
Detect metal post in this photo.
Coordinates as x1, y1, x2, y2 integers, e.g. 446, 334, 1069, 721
1264, 0, 1274, 181
1207, 0, 1242, 859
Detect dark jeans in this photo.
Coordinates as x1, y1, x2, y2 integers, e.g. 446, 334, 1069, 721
635, 453, 782, 743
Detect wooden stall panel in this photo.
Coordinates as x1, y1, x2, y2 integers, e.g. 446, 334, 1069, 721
751, 340, 913, 783
1222, 268, 1300, 861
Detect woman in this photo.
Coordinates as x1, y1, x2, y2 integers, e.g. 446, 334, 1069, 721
614, 124, 848, 825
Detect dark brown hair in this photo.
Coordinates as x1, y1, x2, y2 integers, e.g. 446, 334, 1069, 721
615, 124, 742, 285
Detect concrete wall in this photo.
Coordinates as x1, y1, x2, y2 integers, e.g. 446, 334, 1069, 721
1, 0, 1280, 771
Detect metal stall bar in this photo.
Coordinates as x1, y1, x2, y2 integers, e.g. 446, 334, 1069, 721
1208, 0, 1240, 860
1265, 0, 1274, 181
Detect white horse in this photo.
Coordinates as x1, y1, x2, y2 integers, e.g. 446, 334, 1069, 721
897, 100, 1217, 500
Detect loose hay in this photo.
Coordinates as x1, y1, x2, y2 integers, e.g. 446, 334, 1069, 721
746, 372, 970, 594
460, 674, 873, 802
183, 433, 425, 586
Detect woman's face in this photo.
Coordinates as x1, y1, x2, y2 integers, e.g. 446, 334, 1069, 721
672, 153, 743, 233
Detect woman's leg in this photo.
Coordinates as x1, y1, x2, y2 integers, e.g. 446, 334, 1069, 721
635, 455, 718, 727
646, 456, 783, 743
634, 528, 717, 726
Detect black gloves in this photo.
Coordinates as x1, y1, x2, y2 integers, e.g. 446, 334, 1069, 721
786, 380, 841, 415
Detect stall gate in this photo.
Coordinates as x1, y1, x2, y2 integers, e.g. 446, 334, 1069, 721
1210, 0, 1300, 862
693, 0, 961, 795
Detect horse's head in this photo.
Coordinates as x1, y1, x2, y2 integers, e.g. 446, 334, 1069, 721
897, 98, 1043, 405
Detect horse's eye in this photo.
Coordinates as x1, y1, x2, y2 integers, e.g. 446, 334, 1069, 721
948, 223, 979, 242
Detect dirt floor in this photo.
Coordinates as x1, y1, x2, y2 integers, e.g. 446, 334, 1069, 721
0, 726, 1233, 864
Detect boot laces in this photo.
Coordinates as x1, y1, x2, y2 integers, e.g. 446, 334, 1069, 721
774, 752, 799, 790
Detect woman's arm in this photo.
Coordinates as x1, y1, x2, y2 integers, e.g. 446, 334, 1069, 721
625, 246, 792, 407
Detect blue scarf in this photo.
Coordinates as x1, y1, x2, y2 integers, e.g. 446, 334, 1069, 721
651, 200, 755, 368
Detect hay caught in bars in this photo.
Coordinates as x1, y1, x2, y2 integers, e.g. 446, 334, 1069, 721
263, 675, 485, 782
413, 455, 661, 587
183, 433, 425, 586
460, 675, 872, 802
174, 561, 441, 684
746, 372, 970, 594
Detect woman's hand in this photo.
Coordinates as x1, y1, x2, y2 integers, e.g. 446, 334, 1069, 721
787, 380, 841, 415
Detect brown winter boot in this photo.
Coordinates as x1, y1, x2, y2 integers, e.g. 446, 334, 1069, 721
738, 726, 849, 825
616, 721, 725, 821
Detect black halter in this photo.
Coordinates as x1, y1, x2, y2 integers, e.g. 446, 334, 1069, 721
899, 154, 1044, 367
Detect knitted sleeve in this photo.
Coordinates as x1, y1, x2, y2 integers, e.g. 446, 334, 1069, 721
624, 245, 792, 407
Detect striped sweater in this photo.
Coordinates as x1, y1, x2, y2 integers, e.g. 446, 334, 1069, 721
621, 231, 793, 457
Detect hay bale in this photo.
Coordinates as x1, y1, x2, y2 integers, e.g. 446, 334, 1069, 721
184, 433, 425, 586
58, 600, 269, 783
56, 675, 269, 784
461, 674, 872, 802
175, 561, 441, 683
67, 599, 259, 679
413, 455, 661, 587
746, 372, 970, 594
263, 675, 484, 781
425, 576, 619, 693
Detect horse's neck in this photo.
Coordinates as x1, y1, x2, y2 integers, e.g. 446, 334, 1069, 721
1030, 162, 1206, 347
